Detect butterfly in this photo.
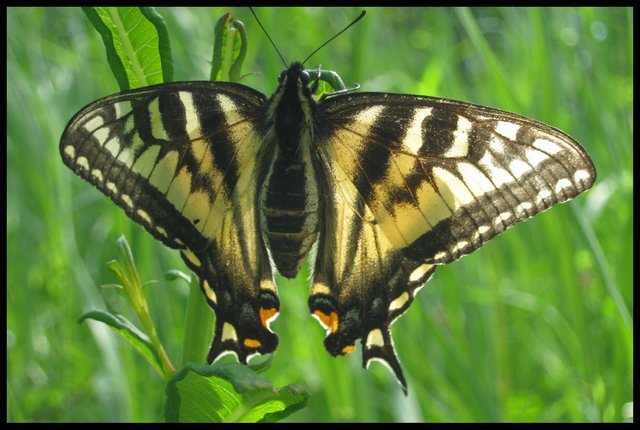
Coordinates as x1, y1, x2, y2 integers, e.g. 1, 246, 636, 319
60, 10, 596, 393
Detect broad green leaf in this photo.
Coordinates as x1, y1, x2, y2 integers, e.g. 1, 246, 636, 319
79, 309, 165, 378
140, 7, 174, 82
165, 362, 308, 423
81, 7, 129, 90
82, 7, 173, 90
247, 354, 274, 374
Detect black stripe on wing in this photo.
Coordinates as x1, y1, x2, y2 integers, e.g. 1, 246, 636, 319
60, 81, 267, 252
319, 92, 596, 265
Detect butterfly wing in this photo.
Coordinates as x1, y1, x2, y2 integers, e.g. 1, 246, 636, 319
60, 82, 280, 363
311, 92, 596, 390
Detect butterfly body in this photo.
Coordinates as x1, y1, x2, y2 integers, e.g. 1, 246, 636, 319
260, 63, 320, 278
61, 59, 595, 393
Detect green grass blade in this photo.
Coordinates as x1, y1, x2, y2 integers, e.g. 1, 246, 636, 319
455, 7, 521, 110
178, 272, 214, 367
82, 7, 130, 90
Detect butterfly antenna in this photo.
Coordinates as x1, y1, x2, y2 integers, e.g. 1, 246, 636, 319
250, 7, 288, 67
301, 10, 366, 66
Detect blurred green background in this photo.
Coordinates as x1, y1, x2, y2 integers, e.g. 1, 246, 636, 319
7, 7, 632, 422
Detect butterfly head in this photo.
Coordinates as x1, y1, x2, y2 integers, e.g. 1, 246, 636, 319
269, 62, 316, 131
276, 62, 314, 98
278, 63, 310, 86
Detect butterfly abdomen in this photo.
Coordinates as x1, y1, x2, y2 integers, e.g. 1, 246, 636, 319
261, 147, 320, 278
260, 64, 320, 278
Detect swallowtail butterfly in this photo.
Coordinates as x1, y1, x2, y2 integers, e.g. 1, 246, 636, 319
60, 10, 596, 393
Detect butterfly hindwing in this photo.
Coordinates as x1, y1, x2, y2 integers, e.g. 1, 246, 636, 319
309, 91, 595, 390
60, 81, 281, 363
311, 140, 437, 391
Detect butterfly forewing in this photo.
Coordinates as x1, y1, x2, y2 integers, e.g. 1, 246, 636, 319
320, 93, 596, 265
61, 81, 282, 363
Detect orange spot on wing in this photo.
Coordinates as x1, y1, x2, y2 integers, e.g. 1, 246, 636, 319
313, 310, 339, 333
244, 338, 261, 349
260, 307, 277, 328
341, 345, 355, 354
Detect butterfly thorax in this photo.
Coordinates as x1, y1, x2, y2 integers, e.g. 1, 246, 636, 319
260, 63, 320, 278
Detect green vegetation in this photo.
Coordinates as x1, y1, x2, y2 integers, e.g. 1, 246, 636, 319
7, 7, 632, 422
